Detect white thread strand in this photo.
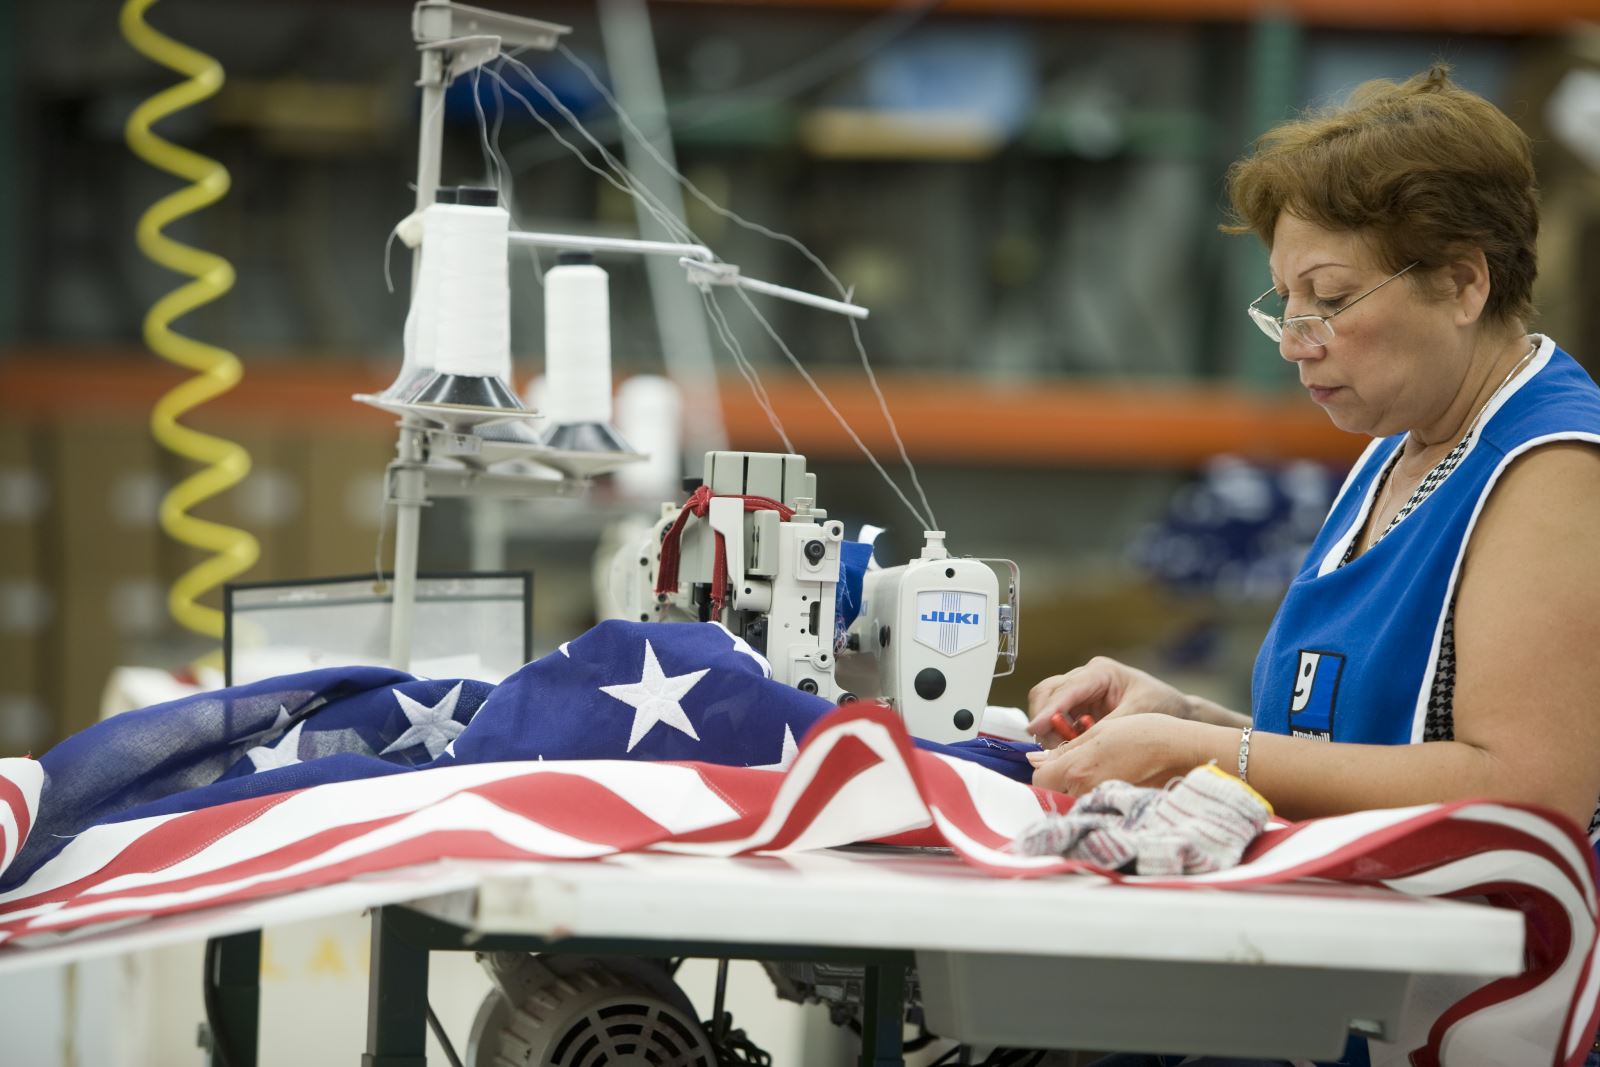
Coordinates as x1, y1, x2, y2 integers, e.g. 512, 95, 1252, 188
485, 69, 543, 288
494, 52, 935, 530
699, 287, 793, 452
701, 289, 790, 449
849, 314, 937, 529
553, 46, 936, 528
481, 66, 693, 252
493, 57, 697, 249
471, 67, 503, 194
731, 286, 928, 530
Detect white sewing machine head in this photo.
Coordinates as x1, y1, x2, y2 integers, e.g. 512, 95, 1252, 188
611, 450, 1018, 743
837, 530, 1018, 742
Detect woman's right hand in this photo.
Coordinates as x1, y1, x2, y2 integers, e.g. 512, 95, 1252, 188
1026, 656, 1192, 749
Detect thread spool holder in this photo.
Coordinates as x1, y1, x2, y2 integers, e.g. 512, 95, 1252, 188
380, 2, 867, 671
381, 3, 577, 672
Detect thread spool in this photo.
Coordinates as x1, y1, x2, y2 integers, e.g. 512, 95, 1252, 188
431, 193, 512, 382
614, 374, 683, 502
397, 206, 446, 383
543, 251, 612, 425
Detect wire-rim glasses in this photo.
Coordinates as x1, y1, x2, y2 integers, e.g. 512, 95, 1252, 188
1248, 261, 1419, 347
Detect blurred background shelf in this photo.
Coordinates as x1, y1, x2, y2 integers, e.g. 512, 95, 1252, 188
670, 0, 1600, 32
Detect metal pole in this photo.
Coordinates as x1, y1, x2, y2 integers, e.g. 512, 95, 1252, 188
387, 425, 428, 671
205, 931, 261, 1067
413, 50, 447, 292
362, 907, 431, 1067
389, 42, 446, 672
859, 962, 906, 1067
596, 0, 728, 460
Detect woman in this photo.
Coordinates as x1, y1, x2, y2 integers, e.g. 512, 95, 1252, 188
1028, 68, 1600, 851
1025, 63, 1600, 1067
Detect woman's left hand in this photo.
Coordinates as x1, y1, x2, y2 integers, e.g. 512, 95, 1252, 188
1026, 715, 1207, 796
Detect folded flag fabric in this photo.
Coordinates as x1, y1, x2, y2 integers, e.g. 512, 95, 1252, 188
0, 620, 1036, 894
0, 620, 1594, 1066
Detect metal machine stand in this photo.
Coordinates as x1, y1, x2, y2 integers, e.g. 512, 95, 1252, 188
204, 905, 912, 1067
386, 4, 573, 672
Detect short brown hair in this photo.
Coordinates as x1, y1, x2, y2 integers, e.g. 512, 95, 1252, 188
1222, 64, 1539, 327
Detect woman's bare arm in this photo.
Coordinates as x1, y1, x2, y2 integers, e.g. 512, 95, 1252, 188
1034, 443, 1600, 829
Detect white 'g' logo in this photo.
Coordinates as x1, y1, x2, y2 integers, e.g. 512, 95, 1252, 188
1291, 651, 1322, 713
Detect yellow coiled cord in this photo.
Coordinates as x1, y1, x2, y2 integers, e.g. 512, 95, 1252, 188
121, 0, 259, 643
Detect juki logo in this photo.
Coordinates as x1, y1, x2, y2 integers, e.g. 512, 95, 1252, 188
919, 610, 980, 625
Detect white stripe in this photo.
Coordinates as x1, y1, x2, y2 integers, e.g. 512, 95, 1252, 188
1569, 936, 1600, 1061
1148, 804, 1438, 886
658, 717, 931, 856
0, 814, 181, 909
0, 800, 16, 876
928, 752, 1055, 839
1452, 804, 1597, 914
1384, 849, 1589, 1066
0, 758, 43, 878
0, 761, 736, 916
929, 808, 1096, 874
25, 791, 618, 930
77, 761, 735, 899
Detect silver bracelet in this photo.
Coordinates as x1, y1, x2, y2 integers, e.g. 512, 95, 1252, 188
1237, 726, 1254, 782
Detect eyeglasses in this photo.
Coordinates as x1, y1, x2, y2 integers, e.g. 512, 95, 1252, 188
1248, 261, 1419, 347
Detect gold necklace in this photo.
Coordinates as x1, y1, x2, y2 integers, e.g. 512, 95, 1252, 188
1366, 339, 1538, 547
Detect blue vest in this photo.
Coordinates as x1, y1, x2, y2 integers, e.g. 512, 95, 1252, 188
1252, 340, 1600, 747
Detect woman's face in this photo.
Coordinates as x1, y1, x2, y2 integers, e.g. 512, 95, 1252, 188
1267, 213, 1461, 438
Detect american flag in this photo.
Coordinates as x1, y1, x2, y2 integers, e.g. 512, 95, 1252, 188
0, 620, 1595, 1066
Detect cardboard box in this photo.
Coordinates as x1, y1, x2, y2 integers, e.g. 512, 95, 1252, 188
0, 422, 45, 577
302, 429, 396, 579
41, 417, 163, 738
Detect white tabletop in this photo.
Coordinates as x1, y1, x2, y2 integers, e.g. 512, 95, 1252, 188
406, 845, 1523, 976
0, 846, 1529, 1060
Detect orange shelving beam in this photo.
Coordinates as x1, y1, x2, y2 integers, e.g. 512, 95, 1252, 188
0, 352, 1364, 469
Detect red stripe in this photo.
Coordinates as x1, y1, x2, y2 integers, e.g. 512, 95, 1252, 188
0, 772, 709, 923
0, 772, 33, 863
0, 791, 293, 917
6, 828, 617, 936
662, 765, 777, 844
756, 733, 886, 851
1411, 880, 1578, 1067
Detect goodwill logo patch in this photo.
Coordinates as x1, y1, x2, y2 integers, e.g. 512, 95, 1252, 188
1288, 649, 1343, 740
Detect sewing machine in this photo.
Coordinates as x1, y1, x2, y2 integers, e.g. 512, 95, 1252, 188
611, 450, 1018, 743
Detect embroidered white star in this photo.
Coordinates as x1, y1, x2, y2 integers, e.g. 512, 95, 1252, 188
750, 724, 799, 771
380, 682, 466, 760
240, 704, 295, 747
246, 720, 305, 772
600, 640, 708, 752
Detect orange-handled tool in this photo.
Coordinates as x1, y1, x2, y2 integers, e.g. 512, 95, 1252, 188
1050, 711, 1096, 744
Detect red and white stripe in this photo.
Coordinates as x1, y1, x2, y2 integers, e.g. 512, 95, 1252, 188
0, 705, 1593, 1065
0, 758, 41, 878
